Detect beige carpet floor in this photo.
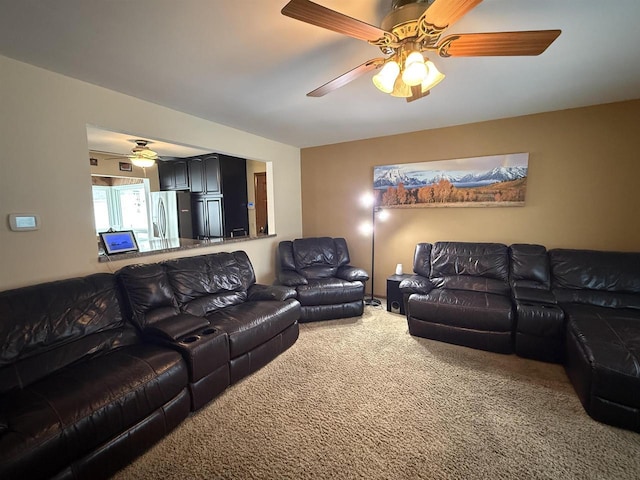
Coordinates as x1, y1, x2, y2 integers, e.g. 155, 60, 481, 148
113, 305, 640, 479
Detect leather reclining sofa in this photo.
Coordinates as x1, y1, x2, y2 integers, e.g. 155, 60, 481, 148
400, 241, 640, 432
0, 250, 301, 480
276, 237, 369, 322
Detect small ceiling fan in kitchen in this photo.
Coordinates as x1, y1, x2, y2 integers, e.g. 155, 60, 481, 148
93, 139, 161, 168
281, 0, 561, 102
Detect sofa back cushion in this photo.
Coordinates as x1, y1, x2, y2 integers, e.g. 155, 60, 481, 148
412, 243, 432, 278
550, 248, 640, 309
430, 275, 511, 295
431, 242, 509, 282
117, 263, 180, 330
0, 273, 138, 394
278, 241, 297, 271
164, 251, 256, 315
509, 244, 550, 289
291, 237, 347, 279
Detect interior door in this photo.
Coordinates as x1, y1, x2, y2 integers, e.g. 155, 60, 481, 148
254, 172, 267, 234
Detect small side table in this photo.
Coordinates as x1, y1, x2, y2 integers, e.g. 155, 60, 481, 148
386, 274, 412, 315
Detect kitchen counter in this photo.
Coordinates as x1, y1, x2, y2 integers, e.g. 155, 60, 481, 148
98, 234, 276, 263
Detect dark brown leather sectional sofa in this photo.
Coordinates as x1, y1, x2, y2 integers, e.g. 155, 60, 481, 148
401, 241, 640, 432
0, 250, 300, 480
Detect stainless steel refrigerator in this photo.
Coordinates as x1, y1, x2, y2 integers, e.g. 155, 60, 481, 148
151, 191, 193, 239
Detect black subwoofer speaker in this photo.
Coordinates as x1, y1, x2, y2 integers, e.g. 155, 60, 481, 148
386, 275, 406, 315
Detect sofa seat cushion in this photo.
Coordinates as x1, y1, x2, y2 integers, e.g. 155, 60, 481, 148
565, 304, 640, 408
409, 289, 514, 332
0, 344, 187, 479
296, 278, 364, 306
205, 299, 300, 359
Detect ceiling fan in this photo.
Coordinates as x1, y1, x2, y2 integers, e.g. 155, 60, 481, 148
94, 139, 160, 168
127, 140, 159, 167
281, 0, 561, 102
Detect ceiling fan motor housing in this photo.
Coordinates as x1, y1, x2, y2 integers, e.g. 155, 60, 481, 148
382, 1, 431, 41
391, 0, 433, 10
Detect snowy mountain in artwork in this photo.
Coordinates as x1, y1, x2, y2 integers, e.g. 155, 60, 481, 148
457, 166, 528, 185
373, 168, 423, 188
374, 165, 527, 188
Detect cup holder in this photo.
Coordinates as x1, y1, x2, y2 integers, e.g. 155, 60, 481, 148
201, 328, 217, 335
181, 335, 200, 344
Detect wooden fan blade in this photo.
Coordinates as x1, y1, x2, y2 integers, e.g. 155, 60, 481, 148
437, 30, 561, 57
406, 86, 430, 103
282, 0, 389, 43
307, 58, 385, 97
424, 0, 483, 30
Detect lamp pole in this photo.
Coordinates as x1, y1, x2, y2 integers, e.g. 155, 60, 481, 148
365, 205, 381, 307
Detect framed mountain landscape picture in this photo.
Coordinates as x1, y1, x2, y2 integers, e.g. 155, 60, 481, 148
373, 153, 529, 208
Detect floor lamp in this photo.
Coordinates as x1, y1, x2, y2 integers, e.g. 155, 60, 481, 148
361, 194, 388, 306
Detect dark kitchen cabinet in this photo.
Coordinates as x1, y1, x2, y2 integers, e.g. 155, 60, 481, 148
191, 195, 223, 239
158, 160, 189, 191
187, 158, 204, 193
219, 155, 249, 237
188, 155, 221, 194
161, 153, 249, 239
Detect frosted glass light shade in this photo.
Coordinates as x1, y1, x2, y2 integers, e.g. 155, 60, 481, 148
402, 51, 427, 86
390, 74, 412, 97
421, 60, 445, 93
359, 221, 373, 235
373, 61, 400, 93
130, 157, 156, 168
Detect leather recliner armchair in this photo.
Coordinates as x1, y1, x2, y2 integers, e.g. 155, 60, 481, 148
277, 237, 369, 322
402, 241, 515, 353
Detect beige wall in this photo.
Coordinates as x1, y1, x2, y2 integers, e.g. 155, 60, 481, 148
301, 100, 640, 298
0, 55, 302, 290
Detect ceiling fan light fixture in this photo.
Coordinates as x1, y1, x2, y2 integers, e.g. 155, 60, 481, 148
420, 60, 445, 92
390, 74, 412, 98
129, 155, 156, 168
128, 139, 158, 167
402, 51, 427, 86
372, 60, 400, 93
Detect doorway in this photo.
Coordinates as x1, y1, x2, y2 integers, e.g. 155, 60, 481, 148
254, 172, 268, 234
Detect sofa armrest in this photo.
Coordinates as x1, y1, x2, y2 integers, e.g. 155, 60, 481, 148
512, 286, 557, 305
399, 275, 433, 294
336, 265, 369, 282
144, 314, 229, 384
278, 270, 308, 286
144, 313, 210, 341
248, 284, 298, 301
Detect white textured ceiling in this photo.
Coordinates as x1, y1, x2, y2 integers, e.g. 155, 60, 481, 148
1, 0, 640, 150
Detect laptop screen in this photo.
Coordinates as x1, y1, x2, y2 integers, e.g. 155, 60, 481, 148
100, 230, 139, 255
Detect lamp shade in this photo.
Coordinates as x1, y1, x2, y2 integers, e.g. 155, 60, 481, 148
402, 51, 427, 86
373, 61, 400, 94
130, 156, 156, 168
420, 60, 445, 93
390, 74, 412, 98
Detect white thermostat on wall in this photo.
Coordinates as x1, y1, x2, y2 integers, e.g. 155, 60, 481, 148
8, 213, 41, 231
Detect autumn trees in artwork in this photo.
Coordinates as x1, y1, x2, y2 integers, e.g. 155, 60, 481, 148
377, 178, 527, 207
